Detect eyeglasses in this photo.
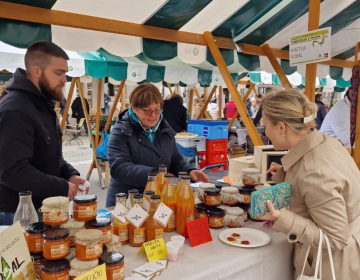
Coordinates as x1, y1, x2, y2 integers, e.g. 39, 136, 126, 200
140, 108, 163, 116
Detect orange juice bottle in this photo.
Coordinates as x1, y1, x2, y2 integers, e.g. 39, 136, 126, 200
176, 172, 188, 199
144, 172, 161, 195
112, 193, 129, 245
129, 194, 146, 247
161, 174, 177, 232
157, 164, 167, 192
146, 195, 164, 241
176, 176, 195, 235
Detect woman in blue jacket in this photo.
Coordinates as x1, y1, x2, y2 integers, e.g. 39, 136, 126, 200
106, 83, 208, 207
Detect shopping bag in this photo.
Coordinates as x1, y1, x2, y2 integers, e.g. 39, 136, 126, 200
95, 131, 109, 158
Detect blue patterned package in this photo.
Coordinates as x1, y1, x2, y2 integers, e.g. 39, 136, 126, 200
250, 183, 292, 218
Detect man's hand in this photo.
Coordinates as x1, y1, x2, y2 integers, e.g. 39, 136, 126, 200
267, 162, 282, 175
69, 175, 85, 188
259, 200, 281, 221
67, 182, 78, 200
189, 170, 209, 183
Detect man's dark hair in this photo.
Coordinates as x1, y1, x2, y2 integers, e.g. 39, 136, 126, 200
25, 41, 69, 72
315, 93, 322, 100
345, 87, 352, 99
170, 94, 183, 104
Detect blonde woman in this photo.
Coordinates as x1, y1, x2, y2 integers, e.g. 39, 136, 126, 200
259, 89, 360, 279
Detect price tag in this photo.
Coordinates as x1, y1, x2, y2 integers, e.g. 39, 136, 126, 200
153, 202, 172, 227
186, 217, 212, 247
111, 203, 129, 223
137, 238, 168, 263
126, 204, 149, 228
75, 264, 106, 280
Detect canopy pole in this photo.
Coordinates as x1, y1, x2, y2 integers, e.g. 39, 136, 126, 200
198, 86, 217, 119
218, 86, 223, 120
95, 78, 102, 147
60, 77, 76, 130
175, 84, 178, 95
166, 82, 174, 96
194, 88, 211, 119
305, 0, 321, 102
316, 86, 323, 94
120, 82, 126, 112
105, 79, 125, 131
204, 87, 208, 101
353, 42, 360, 168
189, 89, 194, 115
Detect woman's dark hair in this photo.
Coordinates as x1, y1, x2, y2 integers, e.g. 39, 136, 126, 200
170, 94, 183, 104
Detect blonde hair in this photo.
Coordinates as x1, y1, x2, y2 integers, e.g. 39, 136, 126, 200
262, 89, 317, 134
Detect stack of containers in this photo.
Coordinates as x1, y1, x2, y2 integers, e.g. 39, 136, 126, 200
175, 134, 207, 169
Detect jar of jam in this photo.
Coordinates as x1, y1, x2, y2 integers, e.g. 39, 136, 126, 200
240, 168, 261, 187
238, 203, 249, 222
41, 196, 70, 226
60, 219, 85, 248
43, 228, 70, 260
86, 218, 112, 244
30, 252, 45, 279
75, 229, 103, 261
238, 186, 255, 205
25, 222, 51, 253
204, 188, 222, 207
225, 207, 245, 228
248, 207, 263, 222
73, 195, 97, 222
207, 208, 225, 229
99, 252, 125, 280
41, 259, 70, 280
69, 258, 98, 280
197, 183, 215, 201
105, 235, 121, 253
221, 187, 241, 206
195, 203, 208, 219
64, 248, 76, 263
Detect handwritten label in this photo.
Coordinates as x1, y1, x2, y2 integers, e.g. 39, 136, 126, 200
137, 238, 168, 263
186, 217, 212, 247
125, 204, 149, 229
133, 262, 163, 277
112, 203, 129, 223
153, 203, 172, 227
74, 263, 106, 280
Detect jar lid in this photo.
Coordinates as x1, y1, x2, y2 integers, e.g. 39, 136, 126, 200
150, 195, 161, 200
99, 252, 124, 265
195, 203, 207, 213
164, 174, 174, 178
207, 208, 225, 216
75, 229, 103, 243
178, 171, 187, 175
86, 218, 111, 228
70, 258, 98, 271
73, 195, 97, 203
133, 194, 143, 199
60, 219, 85, 230
148, 172, 158, 176
128, 189, 138, 193
19, 191, 32, 196
242, 168, 260, 174
116, 193, 126, 198
43, 228, 69, 240
199, 183, 215, 190
144, 190, 155, 196
226, 207, 244, 216
41, 259, 70, 273
159, 164, 167, 167
238, 186, 255, 194
42, 196, 69, 208
232, 182, 244, 188
30, 252, 44, 262
254, 184, 269, 191
26, 222, 50, 234
204, 188, 220, 195
221, 186, 239, 194
181, 175, 190, 180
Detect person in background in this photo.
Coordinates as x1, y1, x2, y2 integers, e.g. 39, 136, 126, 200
102, 93, 111, 115
249, 97, 257, 118
224, 99, 241, 128
106, 84, 209, 207
71, 93, 90, 135
261, 89, 360, 279
315, 93, 327, 130
320, 88, 351, 147
163, 94, 187, 133
192, 98, 202, 119
59, 97, 69, 124
207, 98, 220, 120
0, 41, 85, 225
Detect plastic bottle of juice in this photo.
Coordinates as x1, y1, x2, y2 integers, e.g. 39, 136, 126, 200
161, 174, 177, 232
143, 172, 161, 195
146, 195, 164, 241
112, 193, 129, 245
175, 172, 188, 199
157, 164, 167, 192
176, 176, 195, 235
128, 194, 146, 247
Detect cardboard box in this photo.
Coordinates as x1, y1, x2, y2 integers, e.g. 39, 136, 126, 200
254, 145, 274, 171
228, 150, 246, 159
228, 156, 254, 183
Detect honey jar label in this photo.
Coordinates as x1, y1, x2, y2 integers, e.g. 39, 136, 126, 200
209, 217, 225, 228
44, 211, 66, 222
69, 235, 76, 247
133, 227, 146, 243
205, 195, 221, 206
117, 225, 129, 242
196, 212, 208, 219
35, 239, 43, 251
50, 241, 70, 257
154, 228, 164, 239
186, 208, 195, 222
77, 205, 97, 217
85, 243, 103, 258
113, 267, 124, 280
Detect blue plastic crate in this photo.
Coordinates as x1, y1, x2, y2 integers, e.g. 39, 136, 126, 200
188, 120, 228, 140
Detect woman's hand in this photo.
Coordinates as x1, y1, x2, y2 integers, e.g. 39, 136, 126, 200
259, 200, 280, 221
267, 162, 282, 175
189, 170, 209, 183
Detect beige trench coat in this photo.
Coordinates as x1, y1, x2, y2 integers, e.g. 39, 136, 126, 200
191, 103, 202, 119
272, 129, 360, 279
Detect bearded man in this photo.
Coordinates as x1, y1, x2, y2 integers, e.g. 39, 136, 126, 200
0, 41, 85, 224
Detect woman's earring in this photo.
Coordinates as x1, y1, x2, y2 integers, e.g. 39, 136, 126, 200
281, 134, 285, 137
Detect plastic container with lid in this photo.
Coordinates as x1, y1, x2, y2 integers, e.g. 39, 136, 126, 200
240, 168, 261, 187
69, 258, 98, 280
204, 188, 222, 207
221, 187, 241, 206
41, 196, 69, 226
43, 228, 70, 260
75, 229, 103, 261
207, 208, 225, 229
73, 195, 97, 222
195, 203, 208, 219
25, 222, 51, 253
86, 218, 112, 244
41, 259, 70, 280
60, 219, 85, 248
238, 186, 255, 205
99, 252, 125, 280
197, 183, 215, 201
105, 234, 121, 253
225, 207, 245, 228
30, 252, 45, 279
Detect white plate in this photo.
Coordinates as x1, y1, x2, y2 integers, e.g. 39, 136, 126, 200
219, 228, 271, 248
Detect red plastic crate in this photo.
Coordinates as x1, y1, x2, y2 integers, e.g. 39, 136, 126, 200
209, 162, 228, 172
198, 151, 207, 163
206, 150, 227, 163
199, 162, 206, 170
206, 139, 228, 152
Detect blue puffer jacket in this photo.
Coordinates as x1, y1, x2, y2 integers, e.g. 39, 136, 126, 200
106, 109, 196, 207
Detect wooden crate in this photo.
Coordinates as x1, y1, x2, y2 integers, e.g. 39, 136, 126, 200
228, 150, 246, 159
228, 156, 255, 183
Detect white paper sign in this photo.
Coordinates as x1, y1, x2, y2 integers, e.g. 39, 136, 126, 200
289, 27, 331, 66
112, 203, 129, 224
126, 204, 149, 228
153, 202, 173, 228
125, 273, 153, 280
133, 262, 162, 277
143, 199, 150, 213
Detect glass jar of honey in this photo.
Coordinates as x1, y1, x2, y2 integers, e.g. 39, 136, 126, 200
86, 218, 112, 244
238, 186, 255, 205
207, 208, 225, 229
197, 183, 215, 202
204, 188, 222, 207
195, 203, 208, 219
43, 228, 70, 260
25, 222, 51, 253
60, 219, 85, 248
41, 196, 69, 226
73, 195, 97, 222
41, 259, 70, 280
30, 252, 45, 279
99, 252, 125, 280
69, 258, 98, 280
225, 207, 245, 228
75, 229, 103, 261
221, 187, 241, 206
240, 168, 261, 187
105, 235, 121, 253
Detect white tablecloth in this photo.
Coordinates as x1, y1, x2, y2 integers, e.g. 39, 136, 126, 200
120, 221, 294, 280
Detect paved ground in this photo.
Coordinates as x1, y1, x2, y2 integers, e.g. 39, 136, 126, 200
62, 133, 227, 208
